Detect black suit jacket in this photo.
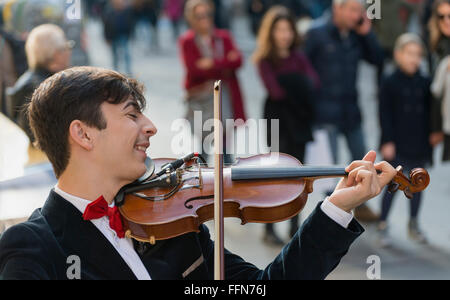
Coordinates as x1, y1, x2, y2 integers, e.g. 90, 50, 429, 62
0, 190, 364, 280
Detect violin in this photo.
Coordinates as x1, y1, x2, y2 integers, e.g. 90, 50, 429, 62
115, 152, 430, 244
114, 81, 430, 280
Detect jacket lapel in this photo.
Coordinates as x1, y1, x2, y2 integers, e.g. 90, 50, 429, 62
41, 190, 137, 279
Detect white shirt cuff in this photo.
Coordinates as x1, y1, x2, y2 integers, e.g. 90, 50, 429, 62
320, 197, 354, 229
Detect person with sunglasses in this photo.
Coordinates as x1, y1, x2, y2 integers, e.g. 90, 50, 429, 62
427, 0, 450, 162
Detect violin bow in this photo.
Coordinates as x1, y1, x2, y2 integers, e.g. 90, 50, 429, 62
214, 80, 225, 280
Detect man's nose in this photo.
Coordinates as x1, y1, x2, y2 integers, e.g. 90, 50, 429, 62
142, 115, 158, 137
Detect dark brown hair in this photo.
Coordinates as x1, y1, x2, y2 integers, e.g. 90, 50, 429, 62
252, 5, 301, 65
27, 66, 146, 178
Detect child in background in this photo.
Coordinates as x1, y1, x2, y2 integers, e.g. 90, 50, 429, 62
377, 33, 433, 247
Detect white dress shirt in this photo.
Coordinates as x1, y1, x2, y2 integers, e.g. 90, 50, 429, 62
54, 186, 151, 280
320, 197, 354, 229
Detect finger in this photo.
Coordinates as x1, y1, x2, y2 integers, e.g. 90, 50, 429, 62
374, 161, 397, 187
345, 151, 377, 173
355, 169, 372, 185
362, 150, 377, 163
355, 169, 378, 197
345, 160, 376, 173
346, 165, 368, 187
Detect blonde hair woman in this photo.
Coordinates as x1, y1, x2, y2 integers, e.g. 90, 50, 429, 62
428, 0, 450, 57
427, 0, 450, 162
252, 6, 319, 246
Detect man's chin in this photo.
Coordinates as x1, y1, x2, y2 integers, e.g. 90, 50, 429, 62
121, 163, 148, 184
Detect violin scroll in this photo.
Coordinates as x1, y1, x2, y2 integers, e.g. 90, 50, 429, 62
388, 166, 430, 199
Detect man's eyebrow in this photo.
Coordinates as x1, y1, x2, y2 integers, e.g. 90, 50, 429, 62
122, 100, 141, 111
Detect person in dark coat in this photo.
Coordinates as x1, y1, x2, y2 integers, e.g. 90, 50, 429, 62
6, 24, 72, 165
253, 6, 320, 245
377, 33, 433, 247
102, 0, 135, 75
246, 0, 312, 37
246, 0, 272, 36
0, 66, 398, 280
133, 0, 162, 51
304, 0, 384, 223
0, 29, 18, 117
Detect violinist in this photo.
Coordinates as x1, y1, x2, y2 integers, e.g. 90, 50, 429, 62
0, 66, 398, 280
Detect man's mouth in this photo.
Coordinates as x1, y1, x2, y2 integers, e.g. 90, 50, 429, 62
135, 145, 148, 152
135, 142, 150, 156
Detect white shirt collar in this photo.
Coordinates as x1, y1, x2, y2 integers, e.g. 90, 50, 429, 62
53, 185, 114, 215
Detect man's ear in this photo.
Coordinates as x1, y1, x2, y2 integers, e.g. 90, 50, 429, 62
68, 120, 95, 151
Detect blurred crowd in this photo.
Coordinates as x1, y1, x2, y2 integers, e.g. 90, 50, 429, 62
1, 0, 450, 247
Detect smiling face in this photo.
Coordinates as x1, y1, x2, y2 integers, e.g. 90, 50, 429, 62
29, 67, 155, 180
90, 98, 158, 183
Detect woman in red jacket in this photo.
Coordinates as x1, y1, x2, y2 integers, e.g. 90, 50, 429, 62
179, 0, 246, 163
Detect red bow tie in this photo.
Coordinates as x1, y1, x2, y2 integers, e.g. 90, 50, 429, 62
82, 196, 125, 238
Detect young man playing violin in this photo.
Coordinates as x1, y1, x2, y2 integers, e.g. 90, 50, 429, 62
0, 66, 397, 280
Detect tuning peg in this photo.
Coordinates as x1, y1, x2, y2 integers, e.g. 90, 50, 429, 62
388, 182, 399, 193
404, 188, 413, 199
396, 165, 404, 173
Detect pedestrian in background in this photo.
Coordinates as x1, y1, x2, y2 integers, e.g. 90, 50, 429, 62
164, 0, 185, 41
428, 0, 450, 161
179, 0, 246, 164
212, 0, 230, 29
253, 5, 319, 245
2, 0, 89, 67
247, 0, 271, 36
0, 14, 18, 117
377, 33, 432, 247
102, 0, 135, 75
303, 0, 384, 223
6, 24, 72, 165
372, 0, 414, 80
133, 0, 161, 52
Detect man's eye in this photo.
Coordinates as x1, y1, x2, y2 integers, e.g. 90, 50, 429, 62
128, 113, 138, 119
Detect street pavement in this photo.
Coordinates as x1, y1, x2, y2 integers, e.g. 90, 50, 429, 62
1, 14, 450, 280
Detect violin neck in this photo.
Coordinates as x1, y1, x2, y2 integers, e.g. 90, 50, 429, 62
231, 166, 348, 181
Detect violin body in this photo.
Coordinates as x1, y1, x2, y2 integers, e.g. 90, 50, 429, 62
119, 153, 309, 243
